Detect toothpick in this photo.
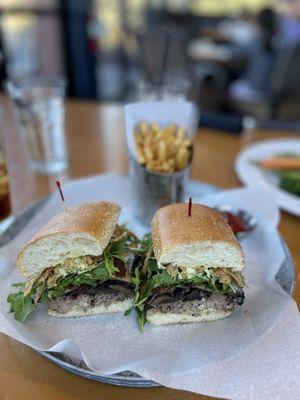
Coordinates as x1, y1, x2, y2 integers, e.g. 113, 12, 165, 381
56, 180, 68, 211
188, 197, 192, 217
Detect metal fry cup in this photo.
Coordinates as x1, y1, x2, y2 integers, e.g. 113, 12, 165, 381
130, 157, 190, 225
124, 101, 198, 225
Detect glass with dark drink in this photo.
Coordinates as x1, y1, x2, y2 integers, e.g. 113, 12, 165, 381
0, 128, 12, 228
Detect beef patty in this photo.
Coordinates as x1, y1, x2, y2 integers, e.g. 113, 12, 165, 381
48, 280, 134, 314
146, 286, 244, 315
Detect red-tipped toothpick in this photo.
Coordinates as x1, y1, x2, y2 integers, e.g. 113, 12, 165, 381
56, 180, 68, 211
188, 197, 192, 217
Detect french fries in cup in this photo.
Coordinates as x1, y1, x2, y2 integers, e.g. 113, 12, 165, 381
124, 101, 197, 225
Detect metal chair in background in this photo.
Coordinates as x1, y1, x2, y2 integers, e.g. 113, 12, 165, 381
231, 41, 300, 122
269, 41, 300, 120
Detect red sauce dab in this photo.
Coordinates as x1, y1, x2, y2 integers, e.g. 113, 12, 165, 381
221, 212, 248, 234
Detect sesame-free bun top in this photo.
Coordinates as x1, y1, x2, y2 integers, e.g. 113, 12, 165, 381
151, 203, 245, 272
17, 202, 120, 278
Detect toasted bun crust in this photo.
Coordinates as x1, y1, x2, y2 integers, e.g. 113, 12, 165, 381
48, 298, 132, 318
151, 203, 245, 272
17, 202, 120, 278
147, 307, 232, 325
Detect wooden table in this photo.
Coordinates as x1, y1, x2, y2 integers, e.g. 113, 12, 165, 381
1, 97, 299, 400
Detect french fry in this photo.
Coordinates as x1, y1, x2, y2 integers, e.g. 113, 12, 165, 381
158, 141, 166, 162
146, 160, 155, 171
136, 145, 146, 165
177, 127, 186, 140
150, 122, 160, 133
166, 143, 175, 159
144, 146, 154, 161
144, 135, 153, 148
176, 147, 189, 170
166, 159, 175, 172
161, 161, 171, 173
155, 130, 164, 141
139, 121, 148, 135
182, 138, 192, 147
134, 131, 143, 145
162, 128, 174, 141
165, 124, 176, 135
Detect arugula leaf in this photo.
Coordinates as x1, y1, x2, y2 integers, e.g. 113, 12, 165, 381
103, 251, 119, 277
15, 296, 37, 321
144, 257, 159, 276
7, 291, 37, 321
152, 270, 175, 286
135, 278, 155, 307
106, 237, 127, 262
103, 236, 127, 276
92, 263, 111, 279
136, 308, 147, 332
11, 282, 25, 288
132, 267, 141, 304
124, 307, 133, 316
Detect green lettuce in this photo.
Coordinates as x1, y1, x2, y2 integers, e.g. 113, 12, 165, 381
152, 269, 235, 294
103, 236, 127, 276
7, 289, 37, 322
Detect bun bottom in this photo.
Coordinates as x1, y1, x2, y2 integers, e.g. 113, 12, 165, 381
48, 298, 132, 318
146, 308, 232, 326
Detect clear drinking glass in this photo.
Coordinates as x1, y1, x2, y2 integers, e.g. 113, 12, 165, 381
7, 77, 68, 175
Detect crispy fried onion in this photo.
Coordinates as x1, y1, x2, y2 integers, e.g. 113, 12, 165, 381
212, 268, 244, 288
142, 246, 153, 273
111, 225, 139, 246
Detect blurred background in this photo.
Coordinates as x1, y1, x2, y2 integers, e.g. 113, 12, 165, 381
0, 0, 300, 132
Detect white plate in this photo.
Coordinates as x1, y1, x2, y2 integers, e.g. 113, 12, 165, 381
235, 139, 300, 217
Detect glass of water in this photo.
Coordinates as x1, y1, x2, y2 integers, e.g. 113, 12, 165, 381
7, 77, 68, 175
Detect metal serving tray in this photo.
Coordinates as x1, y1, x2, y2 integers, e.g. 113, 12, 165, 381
0, 191, 295, 388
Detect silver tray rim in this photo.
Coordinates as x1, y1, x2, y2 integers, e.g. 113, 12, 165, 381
1, 192, 296, 388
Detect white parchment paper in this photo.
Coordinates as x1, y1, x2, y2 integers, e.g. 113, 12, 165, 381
0, 173, 299, 400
